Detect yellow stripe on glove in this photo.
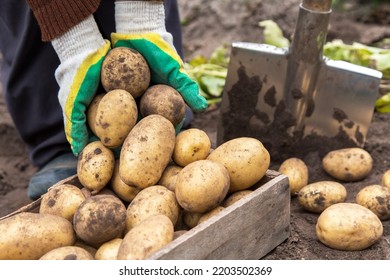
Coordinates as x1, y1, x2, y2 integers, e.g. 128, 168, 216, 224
64, 40, 111, 155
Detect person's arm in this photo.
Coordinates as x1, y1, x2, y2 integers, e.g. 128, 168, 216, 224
26, 0, 111, 155
26, 0, 165, 41
26, 0, 101, 41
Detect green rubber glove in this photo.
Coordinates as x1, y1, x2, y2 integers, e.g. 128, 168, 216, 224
52, 16, 111, 155
111, 1, 208, 113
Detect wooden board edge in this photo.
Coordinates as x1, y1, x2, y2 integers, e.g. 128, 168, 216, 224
148, 172, 290, 260
0, 174, 80, 222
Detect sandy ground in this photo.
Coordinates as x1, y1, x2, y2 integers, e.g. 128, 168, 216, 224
1, 0, 390, 259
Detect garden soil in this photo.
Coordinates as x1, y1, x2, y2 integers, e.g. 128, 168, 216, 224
1, 0, 389, 259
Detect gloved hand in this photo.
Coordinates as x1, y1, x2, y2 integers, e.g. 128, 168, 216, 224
51, 15, 111, 156
111, 1, 208, 113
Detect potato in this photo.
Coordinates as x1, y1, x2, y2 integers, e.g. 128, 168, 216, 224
198, 206, 225, 225
39, 246, 94, 260
73, 194, 127, 246
110, 160, 140, 203
173, 230, 188, 240
207, 137, 270, 192
95, 238, 123, 260
125, 185, 180, 232
74, 240, 98, 257
322, 147, 373, 182
101, 47, 150, 98
139, 84, 186, 127
316, 203, 383, 251
119, 114, 175, 189
93, 89, 138, 148
117, 214, 174, 260
223, 190, 253, 207
39, 184, 85, 222
356, 184, 390, 220
79, 186, 119, 201
182, 210, 202, 229
175, 159, 230, 213
380, 169, 390, 188
278, 157, 309, 195
298, 181, 347, 213
77, 141, 115, 193
80, 187, 92, 199
87, 93, 105, 135
0, 212, 76, 260
158, 164, 183, 192
173, 128, 211, 167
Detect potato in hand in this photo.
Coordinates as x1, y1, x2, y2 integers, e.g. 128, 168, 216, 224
91, 89, 138, 148
77, 141, 115, 194
140, 84, 186, 127
101, 47, 150, 98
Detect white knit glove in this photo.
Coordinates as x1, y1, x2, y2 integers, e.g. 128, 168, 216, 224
111, 1, 208, 112
51, 15, 111, 155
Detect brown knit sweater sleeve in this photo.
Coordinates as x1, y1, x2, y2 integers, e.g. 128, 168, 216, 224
26, 0, 101, 41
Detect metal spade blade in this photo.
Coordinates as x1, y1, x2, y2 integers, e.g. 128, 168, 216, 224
217, 0, 382, 162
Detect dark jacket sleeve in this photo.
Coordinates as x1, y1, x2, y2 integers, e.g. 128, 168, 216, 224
26, 0, 101, 41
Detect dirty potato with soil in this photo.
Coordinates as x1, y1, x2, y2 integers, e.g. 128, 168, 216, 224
92, 89, 138, 148
0, 212, 76, 260
117, 214, 174, 260
140, 84, 186, 127
322, 147, 373, 182
175, 159, 230, 213
158, 164, 183, 192
316, 202, 383, 251
298, 181, 347, 213
197, 206, 225, 225
87, 93, 105, 136
73, 194, 127, 247
95, 238, 123, 260
77, 141, 115, 194
182, 211, 203, 229
356, 184, 390, 221
119, 114, 175, 189
207, 137, 270, 192
109, 160, 140, 203
223, 190, 253, 207
278, 157, 309, 195
39, 184, 86, 222
125, 185, 181, 232
39, 246, 94, 260
101, 47, 150, 98
380, 169, 390, 188
173, 128, 211, 167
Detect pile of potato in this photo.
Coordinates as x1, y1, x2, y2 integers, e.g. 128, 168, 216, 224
278, 147, 389, 251
0, 47, 271, 260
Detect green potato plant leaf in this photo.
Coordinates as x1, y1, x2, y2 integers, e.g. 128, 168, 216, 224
323, 40, 390, 79
375, 92, 390, 113
185, 45, 229, 105
258, 20, 290, 48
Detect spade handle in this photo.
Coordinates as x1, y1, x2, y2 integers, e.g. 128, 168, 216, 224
302, 0, 332, 12
284, 0, 332, 132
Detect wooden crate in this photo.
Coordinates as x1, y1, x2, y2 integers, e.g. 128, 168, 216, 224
0, 170, 290, 260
